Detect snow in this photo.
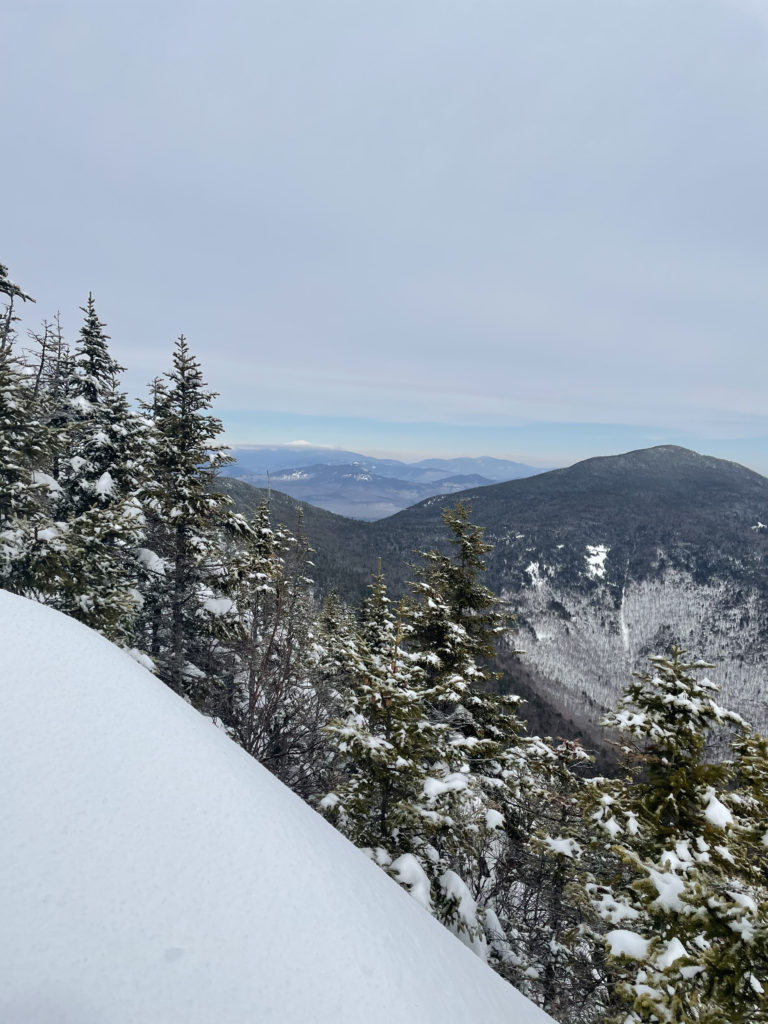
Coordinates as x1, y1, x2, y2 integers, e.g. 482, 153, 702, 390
648, 865, 687, 912
201, 595, 235, 617
544, 836, 582, 858
390, 852, 433, 912
486, 808, 505, 830
526, 561, 544, 587
703, 787, 734, 828
31, 470, 61, 493
606, 929, 649, 959
585, 544, 609, 580
0, 591, 555, 1024
423, 771, 469, 800
439, 869, 488, 959
656, 937, 687, 970
94, 470, 115, 498
137, 546, 166, 576
619, 587, 630, 653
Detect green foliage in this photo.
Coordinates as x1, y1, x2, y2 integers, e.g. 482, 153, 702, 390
212, 502, 329, 798
592, 649, 768, 1023
0, 327, 53, 592
45, 297, 144, 641
136, 335, 247, 699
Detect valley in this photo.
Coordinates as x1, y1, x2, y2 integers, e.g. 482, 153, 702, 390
220, 445, 768, 736
223, 444, 542, 519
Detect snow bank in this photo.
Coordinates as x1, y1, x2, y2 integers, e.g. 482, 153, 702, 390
0, 591, 555, 1024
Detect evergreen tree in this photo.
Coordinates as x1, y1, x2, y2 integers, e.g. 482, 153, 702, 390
592, 649, 767, 1023
48, 296, 144, 642
410, 500, 506, 683
137, 335, 246, 700
321, 566, 487, 941
407, 503, 528, 943
0, 318, 53, 593
213, 502, 330, 798
0, 266, 64, 599
486, 738, 611, 1023
322, 567, 437, 853
323, 510, 532, 959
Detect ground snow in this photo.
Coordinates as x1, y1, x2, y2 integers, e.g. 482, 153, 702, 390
0, 591, 555, 1024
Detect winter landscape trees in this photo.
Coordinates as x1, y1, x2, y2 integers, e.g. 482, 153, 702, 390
1, 262, 766, 1023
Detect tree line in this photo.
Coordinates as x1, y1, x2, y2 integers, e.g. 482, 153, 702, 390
1, 262, 767, 1022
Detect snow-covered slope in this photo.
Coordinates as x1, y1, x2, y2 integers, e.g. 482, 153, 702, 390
0, 591, 555, 1024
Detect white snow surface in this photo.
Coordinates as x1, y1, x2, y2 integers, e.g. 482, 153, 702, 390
606, 929, 649, 960
585, 544, 609, 580
0, 591, 555, 1024
703, 786, 734, 828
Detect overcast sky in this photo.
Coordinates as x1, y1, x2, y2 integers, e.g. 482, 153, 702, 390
4, 0, 768, 472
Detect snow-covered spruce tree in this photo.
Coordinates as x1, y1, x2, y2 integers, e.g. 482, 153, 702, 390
321, 567, 436, 857
703, 728, 768, 1023
407, 504, 618, 1020
486, 738, 612, 1024
591, 648, 767, 1023
731, 730, 768, 881
136, 335, 247, 702
211, 502, 331, 799
0, 278, 56, 595
405, 502, 533, 951
320, 565, 490, 943
45, 296, 146, 643
313, 589, 361, 696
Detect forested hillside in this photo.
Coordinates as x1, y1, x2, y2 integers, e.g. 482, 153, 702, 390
2, 266, 768, 1023
223, 445, 768, 737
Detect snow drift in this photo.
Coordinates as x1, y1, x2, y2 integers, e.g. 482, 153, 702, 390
0, 591, 555, 1024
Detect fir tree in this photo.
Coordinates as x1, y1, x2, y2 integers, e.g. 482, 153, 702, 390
214, 502, 329, 798
137, 335, 246, 700
322, 567, 438, 853
407, 503, 528, 942
321, 566, 475, 938
48, 296, 144, 642
0, 320, 53, 593
592, 649, 767, 1023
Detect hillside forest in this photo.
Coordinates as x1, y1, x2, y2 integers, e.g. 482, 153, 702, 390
2, 265, 768, 1023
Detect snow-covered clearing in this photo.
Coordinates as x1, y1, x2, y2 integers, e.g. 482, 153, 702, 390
0, 590, 555, 1024
584, 544, 609, 580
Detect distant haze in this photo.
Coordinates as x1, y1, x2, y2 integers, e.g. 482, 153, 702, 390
4, 1, 768, 474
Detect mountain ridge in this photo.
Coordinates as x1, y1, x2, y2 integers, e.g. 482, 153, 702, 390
223, 444, 543, 519
218, 446, 768, 737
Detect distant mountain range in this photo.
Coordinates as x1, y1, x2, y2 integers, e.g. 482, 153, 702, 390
217, 446, 768, 742
222, 444, 542, 519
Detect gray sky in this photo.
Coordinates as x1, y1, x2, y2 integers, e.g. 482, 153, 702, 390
4, 0, 768, 472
